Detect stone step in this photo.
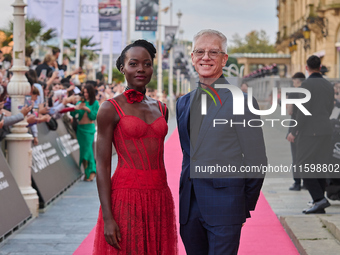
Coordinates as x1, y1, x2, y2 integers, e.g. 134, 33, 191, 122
319, 215, 340, 243
280, 215, 340, 255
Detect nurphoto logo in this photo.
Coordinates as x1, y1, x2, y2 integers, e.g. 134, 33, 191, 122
200, 84, 312, 116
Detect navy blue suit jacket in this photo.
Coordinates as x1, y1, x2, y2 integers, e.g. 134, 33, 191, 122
176, 78, 267, 226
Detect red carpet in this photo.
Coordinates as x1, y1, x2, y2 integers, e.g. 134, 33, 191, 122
74, 128, 298, 255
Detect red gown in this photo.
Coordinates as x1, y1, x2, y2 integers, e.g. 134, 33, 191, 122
93, 99, 178, 255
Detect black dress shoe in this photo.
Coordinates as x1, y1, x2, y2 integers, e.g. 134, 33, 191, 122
289, 183, 301, 191
302, 208, 325, 214
303, 198, 330, 214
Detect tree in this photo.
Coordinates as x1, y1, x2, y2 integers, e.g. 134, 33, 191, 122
64, 36, 100, 67
0, 18, 57, 57
112, 68, 125, 83
228, 30, 276, 54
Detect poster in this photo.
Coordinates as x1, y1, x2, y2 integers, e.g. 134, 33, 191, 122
163, 25, 177, 57
135, 0, 159, 31
98, 0, 122, 31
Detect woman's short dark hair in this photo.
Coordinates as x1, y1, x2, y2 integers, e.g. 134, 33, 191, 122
292, 72, 306, 83
84, 84, 96, 105
25, 72, 34, 87
33, 59, 41, 66
28, 69, 39, 84
292, 72, 306, 79
116, 39, 156, 71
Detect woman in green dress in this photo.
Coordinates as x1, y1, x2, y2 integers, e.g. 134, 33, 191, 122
71, 84, 99, 181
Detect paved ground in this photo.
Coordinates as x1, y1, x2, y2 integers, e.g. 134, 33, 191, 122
1, 112, 340, 254
261, 117, 340, 255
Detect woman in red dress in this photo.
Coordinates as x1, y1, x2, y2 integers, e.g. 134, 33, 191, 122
93, 40, 177, 254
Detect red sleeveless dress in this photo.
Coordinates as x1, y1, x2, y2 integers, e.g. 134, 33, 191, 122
92, 99, 177, 255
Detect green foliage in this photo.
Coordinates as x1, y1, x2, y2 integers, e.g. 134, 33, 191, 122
226, 56, 238, 67
146, 65, 177, 94
64, 36, 100, 67
1, 18, 57, 57
112, 68, 125, 83
229, 30, 276, 54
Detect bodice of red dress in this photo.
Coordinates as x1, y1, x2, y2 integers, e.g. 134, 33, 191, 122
111, 114, 169, 190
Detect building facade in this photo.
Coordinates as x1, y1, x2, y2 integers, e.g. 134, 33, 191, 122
276, 0, 340, 78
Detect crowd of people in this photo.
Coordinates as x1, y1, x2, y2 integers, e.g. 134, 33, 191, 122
0, 49, 130, 180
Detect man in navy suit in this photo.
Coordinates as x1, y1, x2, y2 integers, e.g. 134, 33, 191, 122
176, 29, 267, 255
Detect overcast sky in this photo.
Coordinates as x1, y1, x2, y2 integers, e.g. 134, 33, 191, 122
0, 0, 277, 48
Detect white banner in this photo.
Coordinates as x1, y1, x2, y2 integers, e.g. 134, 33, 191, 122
63, 0, 80, 39
121, 4, 127, 49
101, 4, 127, 55
102, 31, 122, 54
27, 0, 63, 35
81, 0, 101, 48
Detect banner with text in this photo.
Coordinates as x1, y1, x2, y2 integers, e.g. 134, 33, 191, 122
81, 0, 101, 48
101, 31, 123, 54
135, 0, 159, 31
32, 122, 82, 207
27, 0, 63, 35
63, 0, 80, 39
0, 150, 31, 238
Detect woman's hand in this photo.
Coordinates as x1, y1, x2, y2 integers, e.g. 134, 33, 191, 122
75, 102, 85, 111
104, 219, 121, 250
20, 105, 32, 117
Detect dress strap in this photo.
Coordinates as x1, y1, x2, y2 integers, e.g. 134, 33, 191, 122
157, 101, 167, 116
108, 99, 125, 117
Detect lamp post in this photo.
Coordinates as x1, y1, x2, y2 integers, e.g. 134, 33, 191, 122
6, 0, 39, 218
168, 0, 174, 113
176, 10, 182, 97
176, 10, 182, 45
303, 25, 311, 51
157, 0, 163, 101
180, 73, 185, 94
176, 69, 180, 96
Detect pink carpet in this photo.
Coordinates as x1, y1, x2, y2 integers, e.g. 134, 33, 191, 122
74, 128, 298, 255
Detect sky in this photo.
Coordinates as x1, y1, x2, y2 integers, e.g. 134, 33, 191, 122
0, 0, 278, 48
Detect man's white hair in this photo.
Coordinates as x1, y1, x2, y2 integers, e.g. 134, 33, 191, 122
193, 29, 227, 53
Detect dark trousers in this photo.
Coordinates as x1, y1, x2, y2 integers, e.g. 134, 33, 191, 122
290, 141, 301, 185
180, 188, 242, 255
296, 135, 332, 202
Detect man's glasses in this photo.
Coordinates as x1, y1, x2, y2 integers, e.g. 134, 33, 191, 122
192, 49, 225, 59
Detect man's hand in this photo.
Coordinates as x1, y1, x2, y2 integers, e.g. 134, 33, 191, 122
33, 137, 38, 146
20, 105, 32, 117
104, 219, 121, 250
50, 71, 59, 80
38, 103, 49, 115
71, 67, 81, 76
41, 114, 51, 123
26, 114, 36, 124
67, 84, 75, 92
286, 132, 295, 143
0, 119, 4, 129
